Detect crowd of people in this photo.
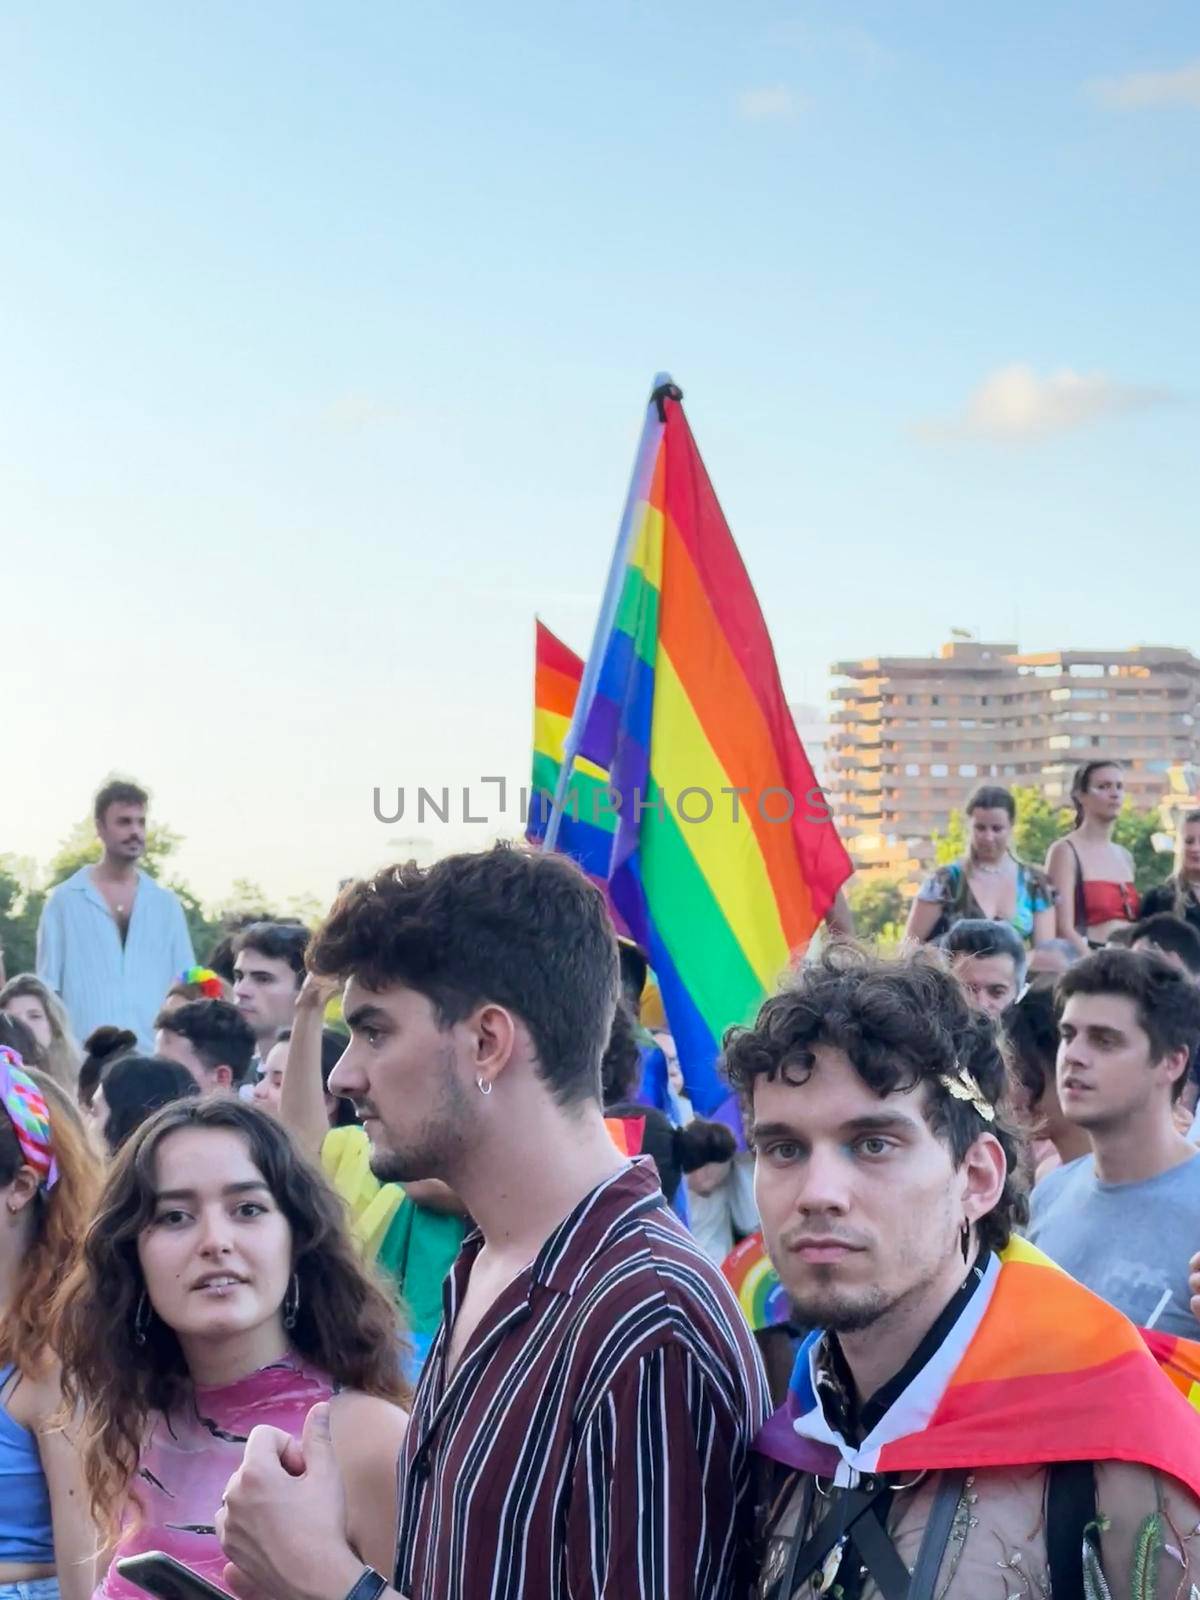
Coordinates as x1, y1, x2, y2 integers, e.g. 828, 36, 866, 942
0, 768, 1196, 1597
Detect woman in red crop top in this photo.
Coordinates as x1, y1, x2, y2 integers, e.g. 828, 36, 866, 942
1046, 759, 1140, 952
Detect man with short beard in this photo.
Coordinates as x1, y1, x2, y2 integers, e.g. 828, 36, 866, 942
728, 947, 1200, 1599
216, 845, 769, 1600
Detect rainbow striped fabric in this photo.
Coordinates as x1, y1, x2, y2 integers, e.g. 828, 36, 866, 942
603, 1116, 645, 1158
756, 1238, 1200, 1496
1142, 1326, 1200, 1412
526, 621, 616, 889
567, 384, 851, 1117
722, 1232, 791, 1332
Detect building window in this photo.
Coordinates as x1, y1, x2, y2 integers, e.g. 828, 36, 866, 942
959, 764, 978, 777
930, 764, 949, 777
905, 764, 920, 776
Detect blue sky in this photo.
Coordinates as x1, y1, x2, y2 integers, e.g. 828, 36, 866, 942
3, 1, 1197, 906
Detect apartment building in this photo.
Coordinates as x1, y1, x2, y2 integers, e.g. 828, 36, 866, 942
828, 640, 1200, 878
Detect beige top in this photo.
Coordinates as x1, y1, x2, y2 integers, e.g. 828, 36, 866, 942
757, 1460, 1200, 1598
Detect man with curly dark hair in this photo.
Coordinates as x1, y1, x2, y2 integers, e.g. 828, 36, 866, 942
731, 946, 1200, 1599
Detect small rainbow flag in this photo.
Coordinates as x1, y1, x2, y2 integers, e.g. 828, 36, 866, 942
550, 378, 851, 1119
722, 1232, 792, 1332
756, 1238, 1200, 1495
526, 621, 616, 888
603, 1115, 645, 1159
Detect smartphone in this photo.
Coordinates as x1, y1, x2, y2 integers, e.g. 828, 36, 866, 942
115, 1551, 232, 1600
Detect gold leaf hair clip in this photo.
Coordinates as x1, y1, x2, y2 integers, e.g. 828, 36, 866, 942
938, 1063, 996, 1122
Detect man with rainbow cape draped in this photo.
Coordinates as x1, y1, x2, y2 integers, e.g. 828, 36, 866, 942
723, 946, 1200, 1600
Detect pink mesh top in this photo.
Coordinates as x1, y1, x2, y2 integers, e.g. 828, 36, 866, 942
97, 1357, 334, 1600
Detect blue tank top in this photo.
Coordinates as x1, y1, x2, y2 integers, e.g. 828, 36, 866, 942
0, 1365, 54, 1564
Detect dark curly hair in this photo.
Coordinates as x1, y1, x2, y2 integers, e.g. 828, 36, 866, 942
1002, 984, 1058, 1107
309, 844, 619, 1109
723, 944, 1028, 1256
55, 1097, 408, 1535
601, 1002, 643, 1105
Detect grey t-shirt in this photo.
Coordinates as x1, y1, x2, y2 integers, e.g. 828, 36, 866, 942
1027, 1150, 1200, 1338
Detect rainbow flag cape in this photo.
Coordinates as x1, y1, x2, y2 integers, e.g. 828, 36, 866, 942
526, 621, 617, 890
755, 1238, 1200, 1497
1142, 1326, 1200, 1411
549, 377, 851, 1120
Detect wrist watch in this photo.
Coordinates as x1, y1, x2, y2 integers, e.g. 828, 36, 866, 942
341, 1570, 388, 1600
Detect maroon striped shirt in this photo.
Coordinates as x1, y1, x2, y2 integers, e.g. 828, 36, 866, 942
394, 1159, 770, 1600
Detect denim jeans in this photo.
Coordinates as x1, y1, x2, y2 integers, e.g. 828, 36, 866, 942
0, 1579, 59, 1600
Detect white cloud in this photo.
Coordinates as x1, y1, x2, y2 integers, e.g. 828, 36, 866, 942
827, 24, 895, 77
736, 86, 802, 122
917, 363, 1178, 443
321, 393, 413, 431
1088, 59, 1200, 110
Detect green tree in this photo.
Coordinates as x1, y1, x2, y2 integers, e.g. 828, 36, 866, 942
1010, 786, 1072, 867
931, 809, 967, 867
219, 880, 273, 919
846, 877, 908, 942
0, 857, 44, 981
1114, 803, 1173, 895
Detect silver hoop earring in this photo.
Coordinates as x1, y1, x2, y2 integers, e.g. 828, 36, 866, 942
283, 1273, 300, 1332
134, 1291, 151, 1347
476, 1074, 493, 1097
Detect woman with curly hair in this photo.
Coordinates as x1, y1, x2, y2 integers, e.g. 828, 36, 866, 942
55, 1097, 410, 1597
0, 1049, 101, 1600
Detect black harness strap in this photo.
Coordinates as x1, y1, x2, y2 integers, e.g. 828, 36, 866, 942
777, 1470, 967, 1600
1046, 1461, 1098, 1600
782, 1480, 895, 1594
907, 1471, 967, 1598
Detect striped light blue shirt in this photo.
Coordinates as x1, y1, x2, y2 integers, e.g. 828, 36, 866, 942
36, 867, 195, 1051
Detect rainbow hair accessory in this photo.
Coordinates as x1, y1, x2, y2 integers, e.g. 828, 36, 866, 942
180, 966, 224, 999
0, 1047, 57, 1191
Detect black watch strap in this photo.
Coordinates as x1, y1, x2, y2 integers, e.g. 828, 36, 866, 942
342, 1569, 388, 1600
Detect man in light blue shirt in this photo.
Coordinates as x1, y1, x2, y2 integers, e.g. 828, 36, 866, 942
37, 780, 195, 1051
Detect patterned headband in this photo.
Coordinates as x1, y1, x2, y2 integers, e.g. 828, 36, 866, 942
0, 1048, 58, 1191
180, 967, 224, 999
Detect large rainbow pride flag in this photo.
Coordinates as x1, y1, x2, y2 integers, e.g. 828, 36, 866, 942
544, 377, 851, 1119
756, 1238, 1200, 1494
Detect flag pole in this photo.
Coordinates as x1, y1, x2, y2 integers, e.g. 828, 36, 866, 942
542, 372, 678, 854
